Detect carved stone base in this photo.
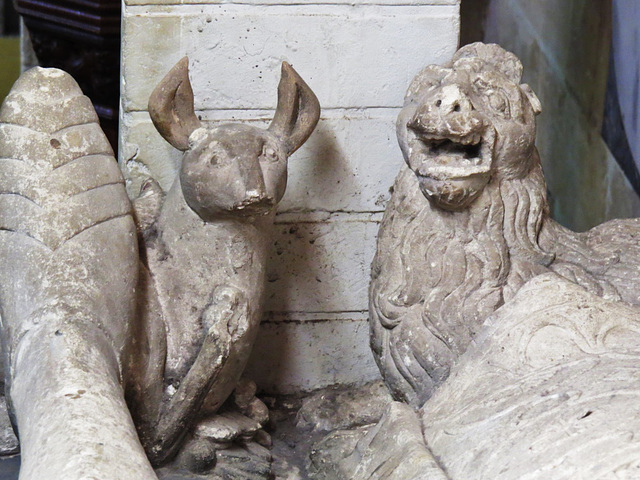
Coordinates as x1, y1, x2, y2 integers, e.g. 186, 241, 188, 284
155, 379, 273, 479
157, 442, 271, 480
308, 403, 447, 480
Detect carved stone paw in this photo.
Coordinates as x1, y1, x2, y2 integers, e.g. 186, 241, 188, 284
195, 379, 270, 448
202, 285, 250, 346
175, 379, 272, 478
132, 177, 164, 235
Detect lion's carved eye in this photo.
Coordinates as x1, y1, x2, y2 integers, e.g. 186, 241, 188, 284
487, 90, 510, 117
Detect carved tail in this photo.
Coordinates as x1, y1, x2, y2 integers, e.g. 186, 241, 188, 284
0, 68, 156, 479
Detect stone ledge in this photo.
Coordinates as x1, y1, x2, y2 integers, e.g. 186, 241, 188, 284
125, 0, 459, 8
262, 311, 369, 323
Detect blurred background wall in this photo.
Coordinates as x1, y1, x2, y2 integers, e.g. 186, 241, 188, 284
0, 1, 20, 101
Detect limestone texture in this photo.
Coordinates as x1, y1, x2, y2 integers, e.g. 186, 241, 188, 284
0, 67, 154, 479
120, 2, 461, 394
423, 273, 640, 479
371, 41, 640, 407
127, 58, 319, 478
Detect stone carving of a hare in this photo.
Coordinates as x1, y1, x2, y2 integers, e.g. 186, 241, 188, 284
128, 57, 320, 474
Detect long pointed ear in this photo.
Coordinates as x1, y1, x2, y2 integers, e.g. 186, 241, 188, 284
521, 83, 542, 116
268, 62, 320, 155
148, 57, 202, 151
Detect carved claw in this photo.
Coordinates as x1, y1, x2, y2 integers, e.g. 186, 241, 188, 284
132, 177, 164, 235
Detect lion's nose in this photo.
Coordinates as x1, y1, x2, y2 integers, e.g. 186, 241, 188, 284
434, 85, 473, 115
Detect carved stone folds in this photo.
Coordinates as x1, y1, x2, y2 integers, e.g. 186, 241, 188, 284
0, 67, 151, 479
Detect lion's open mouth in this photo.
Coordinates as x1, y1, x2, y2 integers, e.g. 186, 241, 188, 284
427, 137, 482, 161
410, 130, 494, 180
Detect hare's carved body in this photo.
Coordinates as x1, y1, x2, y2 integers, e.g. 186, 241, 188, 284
127, 58, 320, 469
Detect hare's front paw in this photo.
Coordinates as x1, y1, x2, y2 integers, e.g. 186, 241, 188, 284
202, 285, 249, 346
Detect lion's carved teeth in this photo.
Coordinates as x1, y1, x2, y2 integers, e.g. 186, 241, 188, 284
460, 134, 482, 145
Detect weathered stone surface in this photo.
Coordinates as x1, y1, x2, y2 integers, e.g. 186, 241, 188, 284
312, 273, 640, 479
370, 42, 640, 408
0, 56, 320, 479
123, 58, 319, 477
0, 401, 18, 456
296, 381, 392, 433
121, 5, 459, 112
157, 442, 271, 480
421, 273, 640, 479
121, 112, 403, 212
309, 402, 446, 480
0, 67, 153, 479
351, 42, 640, 480
194, 412, 262, 444
266, 217, 380, 313
120, 1, 461, 396
245, 318, 381, 395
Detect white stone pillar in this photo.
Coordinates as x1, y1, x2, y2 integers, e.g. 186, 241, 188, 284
120, 0, 460, 394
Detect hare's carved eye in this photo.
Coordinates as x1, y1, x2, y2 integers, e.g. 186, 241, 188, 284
260, 144, 279, 163
200, 140, 225, 166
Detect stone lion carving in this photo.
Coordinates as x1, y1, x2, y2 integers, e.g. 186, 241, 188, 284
307, 42, 640, 480
370, 42, 640, 407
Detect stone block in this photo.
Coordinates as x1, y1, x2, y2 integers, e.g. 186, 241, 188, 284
245, 318, 381, 394
121, 14, 183, 111
266, 215, 381, 313
121, 4, 459, 112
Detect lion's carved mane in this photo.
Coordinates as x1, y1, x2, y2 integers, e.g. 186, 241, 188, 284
370, 43, 637, 408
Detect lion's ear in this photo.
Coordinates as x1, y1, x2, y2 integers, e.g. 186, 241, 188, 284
521, 84, 542, 116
